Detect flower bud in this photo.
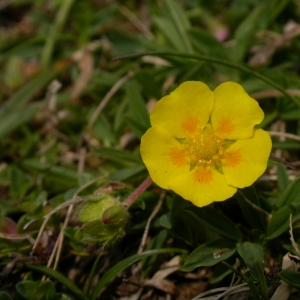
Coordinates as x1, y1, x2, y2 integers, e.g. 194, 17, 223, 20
77, 194, 128, 244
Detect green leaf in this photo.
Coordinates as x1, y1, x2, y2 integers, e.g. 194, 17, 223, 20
142, 230, 169, 276
210, 257, 235, 284
0, 71, 56, 118
21, 159, 81, 187
189, 28, 236, 77
25, 264, 89, 300
125, 81, 150, 130
254, 259, 268, 298
272, 141, 300, 150
164, 0, 193, 53
277, 164, 290, 193
182, 239, 236, 272
96, 148, 142, 165
236, 187, 266, 231
244, 276, 262, 300
0, 291, 14, 300
135, 71, 161, 99
91, 248, 186, 300
41, 0, 75, 67
184, 206, 242, 241
232, 4, 266, 62
275, 177, 300, 209
159, 212, 172, 229
109, 165, 145, 181
0, 104, 41, 139
152, 17, 187, 52
16, 280, 39, 300
237, 242, 264, 281
280, 269, 300, 290
267, 204, 300, 240
9, 167, 33, 201
125, 116, 147, 138
36, 281, 56, 299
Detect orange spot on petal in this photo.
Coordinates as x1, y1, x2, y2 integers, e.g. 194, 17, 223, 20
217, 118, 235, 137
181, 116, 199, 136
223, 150, 242, 168
170, 148, 188, 167
194, 167, 214, 184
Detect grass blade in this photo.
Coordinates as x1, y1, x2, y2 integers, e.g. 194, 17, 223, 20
112, 51, 300, 108
25, 263, 89, 300
91, 248, 186, 300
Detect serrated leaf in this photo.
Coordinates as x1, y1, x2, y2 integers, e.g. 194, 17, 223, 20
182, 239, 236, 272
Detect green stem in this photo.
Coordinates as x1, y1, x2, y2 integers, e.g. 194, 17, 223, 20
42, 0, 75, 68
87, 251, 103, 297
112, 51, 300, 108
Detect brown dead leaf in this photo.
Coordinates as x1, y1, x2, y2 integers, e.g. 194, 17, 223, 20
71, 49, 94, 100
249, 20, 300, 67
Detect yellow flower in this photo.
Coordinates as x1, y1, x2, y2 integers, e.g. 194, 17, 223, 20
140, 81, 272, 207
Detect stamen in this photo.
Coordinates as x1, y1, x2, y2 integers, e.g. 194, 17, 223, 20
187, 124, 225, 169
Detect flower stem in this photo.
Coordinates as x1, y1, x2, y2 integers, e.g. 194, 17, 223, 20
123, 176, 153, 207
112, 51, 300, 108
237, 190, 271, 219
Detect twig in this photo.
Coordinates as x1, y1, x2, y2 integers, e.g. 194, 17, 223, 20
289, 214, 300, 258
88, 72, 133, 129
119, 6, 155, 40
123, 176, 153, 207
237, 190, 271, 219
112, 51, 300, 108
259, 174, 296, 181
250, 89, 300, 99
268, 131, 300, 142
53, 203, 74, 270
31, 176, 105, 255
269, 154, 297, 170
0, 232, 36, 245
137, 191, 165, 254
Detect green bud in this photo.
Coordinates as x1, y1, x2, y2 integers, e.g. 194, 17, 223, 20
76, 194, 128, 245
102, 205, 127, 225
77, 194, 116, 223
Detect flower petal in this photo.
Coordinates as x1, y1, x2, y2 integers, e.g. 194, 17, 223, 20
140, 126, 190, 189
222, 129, 272, 188
150, 81, 214, 138
211, 82, 264, 139
167, 166, 237, 207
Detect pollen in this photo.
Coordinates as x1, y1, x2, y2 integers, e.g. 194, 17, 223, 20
187, 124, 224, 169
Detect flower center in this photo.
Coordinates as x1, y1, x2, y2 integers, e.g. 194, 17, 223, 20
187, 124, 224, 167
